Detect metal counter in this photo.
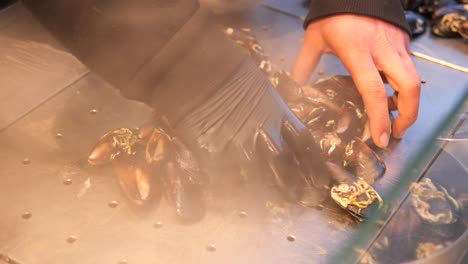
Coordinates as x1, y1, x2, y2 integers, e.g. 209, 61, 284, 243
0, 1, 467, 263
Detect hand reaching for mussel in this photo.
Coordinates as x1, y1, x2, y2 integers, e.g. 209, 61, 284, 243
292, 14, 421, 148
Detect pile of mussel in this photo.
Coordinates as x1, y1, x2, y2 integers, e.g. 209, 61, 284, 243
88, 120, 206, 221
402, 0, 468, 39
88, 27, 387, 222
224, 27, 386, 221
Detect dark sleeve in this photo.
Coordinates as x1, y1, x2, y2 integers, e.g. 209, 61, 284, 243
304, 0, 410, 35
21, 0, 246, 122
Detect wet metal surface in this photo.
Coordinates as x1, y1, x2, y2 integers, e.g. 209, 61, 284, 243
0, 1, 467, 264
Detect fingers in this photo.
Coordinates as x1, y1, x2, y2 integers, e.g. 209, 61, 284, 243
338, 51, 391, 148
327, 162, 382, 220
374, 43, 421, 139
113, 159, 154, 205
392, 54, 421, 138
291, 29, 323, 85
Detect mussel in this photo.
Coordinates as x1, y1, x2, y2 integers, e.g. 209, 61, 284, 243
88, 118, 206, 221
225, 27, 387, 221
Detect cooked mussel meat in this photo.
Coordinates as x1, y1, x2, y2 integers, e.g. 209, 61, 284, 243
410, 178, 460, 224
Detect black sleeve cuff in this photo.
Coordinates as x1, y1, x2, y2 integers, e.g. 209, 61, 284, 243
304, 0, 411, 36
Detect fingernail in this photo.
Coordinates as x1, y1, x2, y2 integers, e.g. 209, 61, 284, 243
380, 132, 389, 148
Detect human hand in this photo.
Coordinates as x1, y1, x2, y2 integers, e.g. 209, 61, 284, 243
292, 14, 421, 148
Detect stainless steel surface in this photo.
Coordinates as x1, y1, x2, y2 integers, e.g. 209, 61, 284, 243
0, 1, 467, 263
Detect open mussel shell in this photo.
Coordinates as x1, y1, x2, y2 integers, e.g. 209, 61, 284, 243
327, 163, 382, 221
88, 128, 140, 165
406, 178, 465, 247
431, 4, 468, 38
113, 159, 157, 206
88, 126, 162, 206
145, 128, 172, 164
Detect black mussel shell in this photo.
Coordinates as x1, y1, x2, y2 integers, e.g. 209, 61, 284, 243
113, 159, 157, 206
401, 0, 442, 15
274, 71, 304, 102
327, 162, 382, 220
432, 13, 467, 38
311, 76, 367, 140
406, 11, 428, 37
163, 139, 206, 222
